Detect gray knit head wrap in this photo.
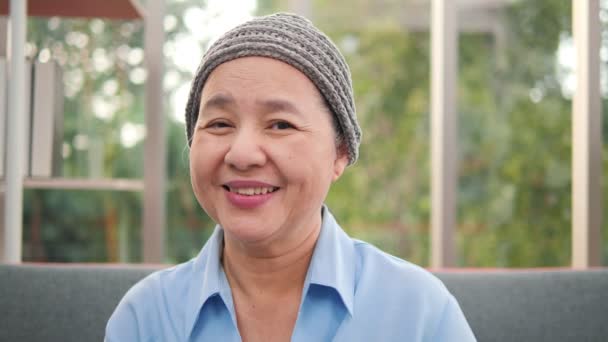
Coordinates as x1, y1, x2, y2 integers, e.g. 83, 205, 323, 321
185, 12, 361, 165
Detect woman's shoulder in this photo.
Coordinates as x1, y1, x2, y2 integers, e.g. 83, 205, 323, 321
345, 240, 460, 336
352, 239, 450, 303
105, 260, 197, 341
119, 260, 196, 308
346, 239, 476, 341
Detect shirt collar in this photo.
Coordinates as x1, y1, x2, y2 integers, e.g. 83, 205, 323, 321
185, 226, 226, 337
184, 206, 357, 336
306, 206, 356, 316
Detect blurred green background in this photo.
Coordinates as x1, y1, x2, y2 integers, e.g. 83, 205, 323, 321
21, 0, 608, 267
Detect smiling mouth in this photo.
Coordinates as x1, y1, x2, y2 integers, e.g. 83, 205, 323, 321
222, 185, 280, 196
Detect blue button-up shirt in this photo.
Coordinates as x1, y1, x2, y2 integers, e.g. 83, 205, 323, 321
106, 207, 476, 341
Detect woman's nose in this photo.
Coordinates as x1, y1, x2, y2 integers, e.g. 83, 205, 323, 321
224, 129, 267, 171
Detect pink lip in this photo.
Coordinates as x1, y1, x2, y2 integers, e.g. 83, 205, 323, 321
224, 180, 277, 188
223, 180, 279, 209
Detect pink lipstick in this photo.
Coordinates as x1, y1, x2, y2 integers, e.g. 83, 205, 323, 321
223, 180, 279, 209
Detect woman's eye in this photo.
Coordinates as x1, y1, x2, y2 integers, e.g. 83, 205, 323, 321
207, 121, 231, 129
270, 121, 294, 130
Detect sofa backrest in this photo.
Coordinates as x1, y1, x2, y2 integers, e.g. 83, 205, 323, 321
1, 264, 607, 341
435, 270, 608, 342
0, 264, 156, 342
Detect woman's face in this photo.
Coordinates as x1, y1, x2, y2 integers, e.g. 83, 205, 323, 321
189, 56, 348, 247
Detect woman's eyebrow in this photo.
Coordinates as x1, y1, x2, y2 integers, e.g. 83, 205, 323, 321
200, 93, 235, 114
257, 98, 302, 117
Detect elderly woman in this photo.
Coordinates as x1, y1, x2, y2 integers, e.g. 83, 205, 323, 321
106, 13, 475, 341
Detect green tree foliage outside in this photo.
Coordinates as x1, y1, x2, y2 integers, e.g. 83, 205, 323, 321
21, 0, 608, 267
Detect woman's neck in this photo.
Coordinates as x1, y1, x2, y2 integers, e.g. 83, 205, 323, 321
221, 220, 321, 298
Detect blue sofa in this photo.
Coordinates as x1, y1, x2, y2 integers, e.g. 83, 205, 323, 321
1, 264, 607, 341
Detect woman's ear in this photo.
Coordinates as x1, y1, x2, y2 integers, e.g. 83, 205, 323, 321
332, 144, 349, 182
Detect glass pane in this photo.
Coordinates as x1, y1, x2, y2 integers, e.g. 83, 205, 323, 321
23, 189, 142, 262
457, 0, 572, 267
22, 17, 146, 262
27, 17, 145, 179
601, 0, 608, 265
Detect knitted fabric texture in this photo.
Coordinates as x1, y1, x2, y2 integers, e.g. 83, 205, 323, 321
184, 12, 361, 165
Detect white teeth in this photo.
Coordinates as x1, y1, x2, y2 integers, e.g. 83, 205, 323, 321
230, 187, 276, 196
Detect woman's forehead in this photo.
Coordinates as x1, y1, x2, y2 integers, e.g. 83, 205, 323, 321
200, 57, 325, 110
199, 92, 306, 118
204, 57, 314, 89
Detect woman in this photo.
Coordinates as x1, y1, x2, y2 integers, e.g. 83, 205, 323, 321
106, 13, 475, 341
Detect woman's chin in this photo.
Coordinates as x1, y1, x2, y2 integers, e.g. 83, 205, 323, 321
221, 223, 277, 245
